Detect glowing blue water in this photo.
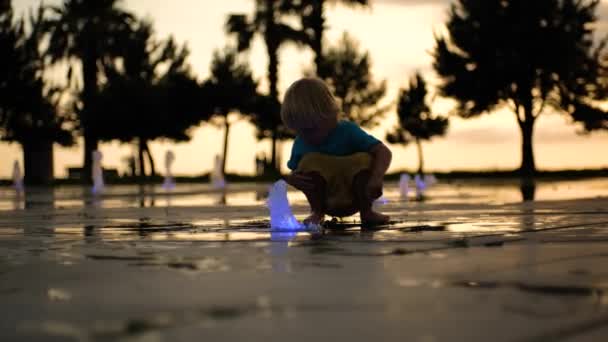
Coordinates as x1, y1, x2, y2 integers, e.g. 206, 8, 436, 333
12, 161, 23, 193
211, 155, 226, 190
91, 151, 105, 195
267, 180, 305, 231
399, 173, 410, 199
415, 174, 426, 199
162, 150, 176, 190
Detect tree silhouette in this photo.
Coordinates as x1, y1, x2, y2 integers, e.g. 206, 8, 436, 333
44, 0, 134, 180
226, 0, 307, 172
433, 0, 605, 188
571, 51, 608, 131
202, 48, 259, 174
96, 20, 205, 178
248, 93, 294, 175
386, 73, 448, 175
283, 0, 368, 72
317, 32, 388, 128
0, 3, 73, 185
571, 103, 608, 131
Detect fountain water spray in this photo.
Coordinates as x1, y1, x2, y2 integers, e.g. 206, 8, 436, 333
399, 173, 410, 199
414, 174, 426, 200
372, 195, 389, 210
12, 161, 24, 193
211, 155, 226, 189
267, 180, 305, 231
91, 150, 105, 195
424, 174, 437, 187
162, 150, 176, 190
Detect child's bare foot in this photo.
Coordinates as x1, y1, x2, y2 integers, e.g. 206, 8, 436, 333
304, 212, 325, 226
360, 210, 390, 226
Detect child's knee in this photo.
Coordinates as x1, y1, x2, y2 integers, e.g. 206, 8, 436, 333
353, 169, 381, 202
303, 171, 326, 189
291, 171, 326, 193
353, 169, 371, 191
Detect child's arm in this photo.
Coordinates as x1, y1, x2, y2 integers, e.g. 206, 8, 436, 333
366, 143, 393, 199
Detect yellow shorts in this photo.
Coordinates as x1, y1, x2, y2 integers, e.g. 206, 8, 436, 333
296, 152, 371, 215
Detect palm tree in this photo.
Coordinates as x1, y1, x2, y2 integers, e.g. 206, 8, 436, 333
226, 0, 307, 171
284, 0, 369, 72
97, 20, 205, 179
0, 3, 73, 185
202, 48, 259, 174
44, 0, 133, 179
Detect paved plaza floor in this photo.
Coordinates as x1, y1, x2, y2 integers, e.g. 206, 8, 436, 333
0, 179, 607, 341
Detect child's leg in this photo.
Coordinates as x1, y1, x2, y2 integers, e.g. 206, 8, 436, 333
353, 170, 390, 226
290, 171, 327, 225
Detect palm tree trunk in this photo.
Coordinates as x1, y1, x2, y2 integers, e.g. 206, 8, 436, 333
263, 0, 281, 173
267, 51, 279, 102
416, 138, 424, 175
83, 128, 98, 181
22, 139, 54, 186
81, 49, 99, 182
266, 39, 280, 104
271, 130, 278, 173
143, 142, 156, 177
267, 45, 280, 171
222, 118, 230, 174
311, 0, 325, 73
265, 1, 280, 102
137, 138, 146, 179
276, 140, 282, 172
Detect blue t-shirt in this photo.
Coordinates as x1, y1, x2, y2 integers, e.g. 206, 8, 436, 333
287, 121, 381, 170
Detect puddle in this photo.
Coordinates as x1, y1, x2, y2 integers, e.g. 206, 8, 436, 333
2, 178, 608, 212
408, 225, 446, 232
0, 287, 20, 295
393, 278, 606, 298
308, 244, 348, 255
298, 241, 415, 257
97, 222, 196, 233
47, 288, 72, 301
166, 262, 199, 271
86, 255, 157, 261
453, 280, 605, 297
2, 179, 607, 342
294, 261, 343, 269
23, 300, 391, 341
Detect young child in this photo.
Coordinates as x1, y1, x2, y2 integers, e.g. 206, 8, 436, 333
281, 77, 392, 226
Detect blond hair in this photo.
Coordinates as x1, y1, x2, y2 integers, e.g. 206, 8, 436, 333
281, 78, 340, 130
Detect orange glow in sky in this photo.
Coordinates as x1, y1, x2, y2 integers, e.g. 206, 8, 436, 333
2, 0, 607, 178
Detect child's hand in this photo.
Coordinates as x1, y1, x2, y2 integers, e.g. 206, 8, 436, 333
286, 172, 315, 191
366, 177, 384, 201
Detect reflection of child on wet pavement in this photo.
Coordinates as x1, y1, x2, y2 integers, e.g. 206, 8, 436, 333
281, 78, 393, 226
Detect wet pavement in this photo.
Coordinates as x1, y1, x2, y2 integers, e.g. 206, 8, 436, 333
0, 179, 607, 341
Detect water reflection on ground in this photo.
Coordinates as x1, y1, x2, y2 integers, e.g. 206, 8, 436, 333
0, 178, 607, 211
1, 179, 607, 341
0, 178, 606, 245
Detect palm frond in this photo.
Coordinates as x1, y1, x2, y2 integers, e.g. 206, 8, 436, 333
226, 14, 255, 51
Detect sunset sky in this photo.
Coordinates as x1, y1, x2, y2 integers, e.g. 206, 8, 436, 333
2, 0, 608, 178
